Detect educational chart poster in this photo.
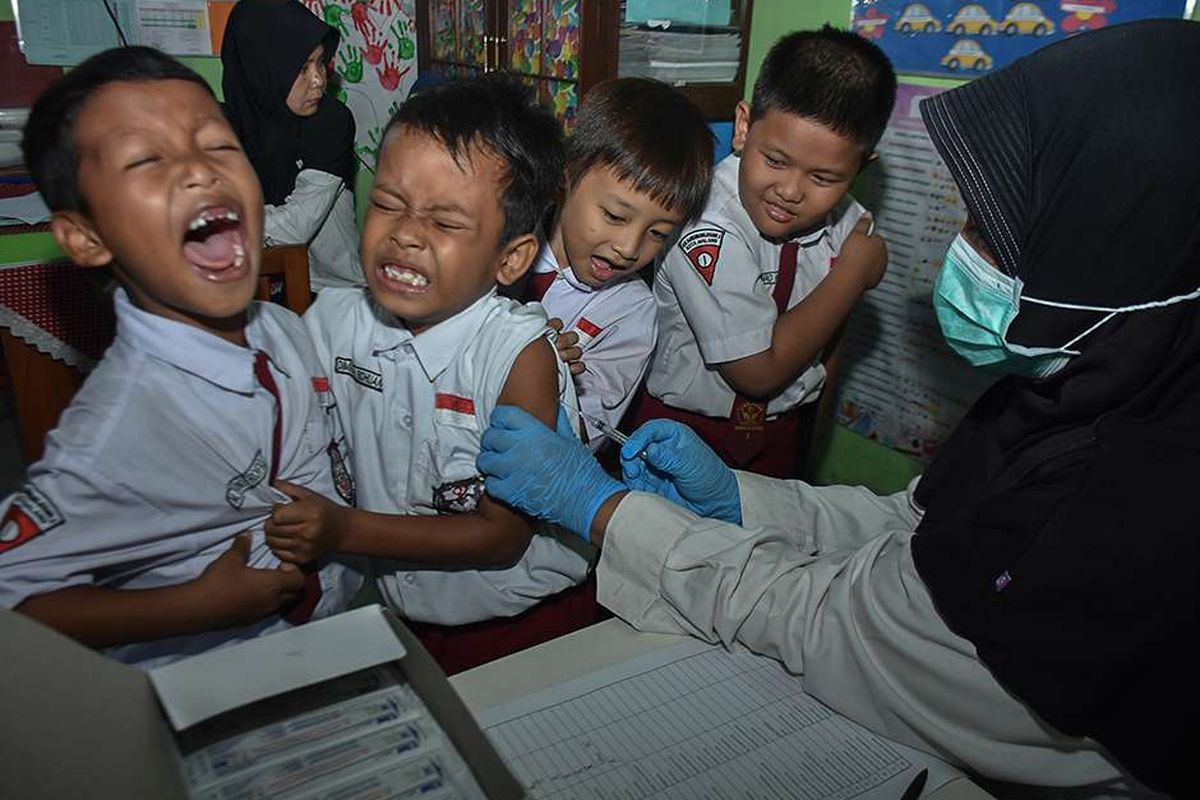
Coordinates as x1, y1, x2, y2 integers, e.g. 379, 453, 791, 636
302, 0, 418, 170
851, 0, 1188, 77
833, 83, 993, 462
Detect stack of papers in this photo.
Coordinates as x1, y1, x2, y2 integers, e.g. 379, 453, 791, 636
619, 23, 741, 85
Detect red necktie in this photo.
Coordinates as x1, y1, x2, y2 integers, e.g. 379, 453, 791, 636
725, 241, 799, 465
524, 270, 557, 302
253, 350, 322, 625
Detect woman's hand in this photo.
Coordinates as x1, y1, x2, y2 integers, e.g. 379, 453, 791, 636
477, 406, 625, 541
621, 420, 742, 524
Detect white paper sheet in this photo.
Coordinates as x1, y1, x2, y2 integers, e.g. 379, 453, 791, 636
136, 0, 212, 56
476, 640, 961, 799
150, 605, 406, 731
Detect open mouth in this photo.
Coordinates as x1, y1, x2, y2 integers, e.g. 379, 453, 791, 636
182, 206, 248, 282
590, 256, 625, 283
378, 263, 430, 293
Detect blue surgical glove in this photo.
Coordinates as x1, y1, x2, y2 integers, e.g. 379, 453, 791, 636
477, 405, 626, 541
619, 420, 742, 524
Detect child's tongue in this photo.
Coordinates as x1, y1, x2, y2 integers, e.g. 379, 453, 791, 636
184, 228, 239, 270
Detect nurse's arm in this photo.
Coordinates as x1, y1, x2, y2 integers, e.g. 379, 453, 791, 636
593, 476, 920, 654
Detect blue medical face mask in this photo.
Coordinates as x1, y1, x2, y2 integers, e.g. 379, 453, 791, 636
935, 233, 1200, 379
933, 234, 1072, 378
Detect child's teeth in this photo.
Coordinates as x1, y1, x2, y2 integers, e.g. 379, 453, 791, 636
232, 242, 245, 268
383, 265, 428, 286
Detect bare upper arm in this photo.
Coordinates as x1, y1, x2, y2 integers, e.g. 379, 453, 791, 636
496, 336, 559, 428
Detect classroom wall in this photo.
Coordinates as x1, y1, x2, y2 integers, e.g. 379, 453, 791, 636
5, 0, 1197, 491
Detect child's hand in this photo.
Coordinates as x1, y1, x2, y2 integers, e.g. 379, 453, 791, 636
195, 533, 306, 627
264, 481, 348, 565
549, 318, 585, 376
838, 213, 888, 290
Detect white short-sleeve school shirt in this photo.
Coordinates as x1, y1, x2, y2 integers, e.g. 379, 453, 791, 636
0, 289, 363, 668
646, 154, 866, 418
304, 287, 592, 625
530, 244, 657, 450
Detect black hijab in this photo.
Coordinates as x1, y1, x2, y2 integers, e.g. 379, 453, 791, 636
221, 0, 346, 205
912, 20, 1200, 796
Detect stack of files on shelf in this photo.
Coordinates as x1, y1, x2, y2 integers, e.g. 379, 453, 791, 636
618, 24, 741, 84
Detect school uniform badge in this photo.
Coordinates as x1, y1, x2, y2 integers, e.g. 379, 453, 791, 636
433, 476, 485, 514
679, 229, 725, 286
0, 486, 64, 554
327, 439, 355, 505
225, 450, 268, 509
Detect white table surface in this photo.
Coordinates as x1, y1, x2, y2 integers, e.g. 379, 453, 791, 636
450, 617, 996, 800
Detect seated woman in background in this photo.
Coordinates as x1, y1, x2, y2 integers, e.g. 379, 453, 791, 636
221, 0, 363, 290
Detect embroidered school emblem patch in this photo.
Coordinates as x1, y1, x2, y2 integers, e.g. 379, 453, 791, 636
433, 475, 486, 514
0, 486, 64, 554
328, 440, 355, 505
225, 450, 268, 509
334, 356, 383, 392
679, 229, 725, 286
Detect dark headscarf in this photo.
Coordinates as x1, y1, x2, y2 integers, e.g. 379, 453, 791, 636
221, 0, 348, 205
911, 20, 1200, 796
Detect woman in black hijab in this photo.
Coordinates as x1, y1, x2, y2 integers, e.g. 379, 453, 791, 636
473, 19, 1200, 796
221, 0, 363, 290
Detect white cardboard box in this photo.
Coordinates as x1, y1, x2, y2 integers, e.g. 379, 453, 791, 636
0, 605, 523, 800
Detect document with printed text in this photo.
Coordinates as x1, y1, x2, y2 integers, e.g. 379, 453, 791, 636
476, 640, 961, 799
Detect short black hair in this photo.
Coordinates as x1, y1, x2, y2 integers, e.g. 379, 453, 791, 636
751, 26, 896, 156
22, 46, 214, 214
567, 78, 713, 225
384, 75, 563, 245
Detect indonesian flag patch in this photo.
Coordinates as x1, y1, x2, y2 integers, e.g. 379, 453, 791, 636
679, 229, 725, 286
574, 317, 603, 347
434, 393, 477, 428
0, 486, 64, 554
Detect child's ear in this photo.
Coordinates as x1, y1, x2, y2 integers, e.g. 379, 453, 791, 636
495, 232, 540, 287
732, 101, 752, 154
859, 151, 880, 173
50, 211, 113, 269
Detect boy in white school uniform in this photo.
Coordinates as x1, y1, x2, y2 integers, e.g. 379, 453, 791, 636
268, 77, 596, 675
0, 48, 361, 668
628, 27, 896, 479
523, 79, 713, 450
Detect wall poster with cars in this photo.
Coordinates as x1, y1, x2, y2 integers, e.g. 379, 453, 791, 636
851, 0, 1188, 77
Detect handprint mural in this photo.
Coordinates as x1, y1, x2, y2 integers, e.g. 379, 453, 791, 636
302, 0, 418, 170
